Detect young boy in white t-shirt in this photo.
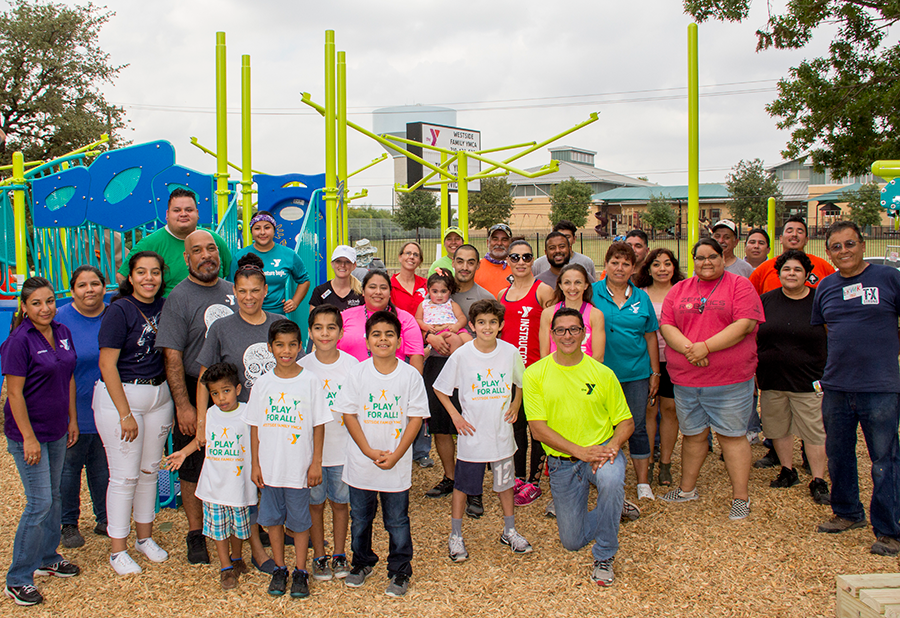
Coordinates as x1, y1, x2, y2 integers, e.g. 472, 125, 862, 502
297, 305, 359, 582
166, 362, 257, 590
243, 320, 331, 599
332, 310, 429, 598
433, 299, 530, 561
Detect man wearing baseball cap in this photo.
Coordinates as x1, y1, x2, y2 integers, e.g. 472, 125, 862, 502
711, 219, 754, 278
475, 223, 514, 296
428, 227, 465, 276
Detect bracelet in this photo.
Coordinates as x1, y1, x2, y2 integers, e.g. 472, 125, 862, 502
651, 372, 661, 377
119, 413, 133, 423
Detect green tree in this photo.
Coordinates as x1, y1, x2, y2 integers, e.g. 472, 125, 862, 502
0, 0, 128, 168
549, 177, 592, 228
684, 0, 900, 178
845, 182, 885, 229
394, 189, 439, 241
640, 195, 677, 236
468, 177, 514, 230
348, 205, 392, 219
725, 159, 783, 228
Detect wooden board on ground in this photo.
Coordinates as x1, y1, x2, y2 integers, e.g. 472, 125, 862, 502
837, 574, 900, 618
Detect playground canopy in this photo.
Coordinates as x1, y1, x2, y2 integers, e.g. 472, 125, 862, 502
592, 184, 731, 203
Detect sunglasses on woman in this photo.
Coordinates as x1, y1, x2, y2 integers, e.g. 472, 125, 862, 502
508, 253, 533, 263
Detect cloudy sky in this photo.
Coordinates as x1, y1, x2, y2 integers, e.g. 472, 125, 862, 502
18, 0, 835, 206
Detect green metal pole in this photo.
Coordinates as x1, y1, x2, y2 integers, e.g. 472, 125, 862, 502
12, 151, 27, 289
440, 151, 449, 255
324, 31, 337, 277
215, 32, 229, 224
337, 50, 348, 246
687, 24, 699, 276
457, 152, 469, 242
767, 197, 776, 259
241, 55, 252, 248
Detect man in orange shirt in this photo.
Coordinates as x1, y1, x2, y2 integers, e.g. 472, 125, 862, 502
749, 215, 835, 295
475, 223, 514, 296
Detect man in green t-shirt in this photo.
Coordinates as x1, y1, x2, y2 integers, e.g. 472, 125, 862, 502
524, 307, 634, 587
116, 188, 232, 296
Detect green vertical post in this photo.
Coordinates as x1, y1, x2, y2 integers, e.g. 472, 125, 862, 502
687, 23, 699, 276
12, 151, 27, 289
215, 32, 229, 224
440, 151, 449, 254
324, 31, 337, 277
337, 50, 348, 246
767, 197, 776, 259
457, 152, 469, 242
241, 55, 252, 248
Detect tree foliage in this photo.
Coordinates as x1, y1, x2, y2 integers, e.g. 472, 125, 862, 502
844, 182, 885, 228
348, 205, 392, 219
468, 177, 514, 230
640, 195, 677, 234
725, 159, 783, 228
394, 189, 440, 241
549, 177, 593, 228
0, 0, 128, 168
684, 0, 900, 177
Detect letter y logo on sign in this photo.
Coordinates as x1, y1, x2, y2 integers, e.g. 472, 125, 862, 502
428, 128, 440, 146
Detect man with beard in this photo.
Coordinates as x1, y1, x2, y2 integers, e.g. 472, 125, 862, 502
155, 230, 237, 565
533, 220, 596, 282
536, 232, 572, 289
117, 188, 232, 296
475, 223, 514, 296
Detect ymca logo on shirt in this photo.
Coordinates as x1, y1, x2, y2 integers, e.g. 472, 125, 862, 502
59, 338, 70, 350
630, 301, 641, 314
583, 383, 596, 395
272, 259, 282, 268
521, 306, 533, 319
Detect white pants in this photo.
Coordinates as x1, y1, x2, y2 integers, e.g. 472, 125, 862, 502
93, 381, 174, 540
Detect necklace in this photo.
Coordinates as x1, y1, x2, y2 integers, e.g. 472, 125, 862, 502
697, 274, 724, 315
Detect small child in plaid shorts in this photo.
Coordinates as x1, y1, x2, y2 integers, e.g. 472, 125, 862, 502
166, 363, 257, 590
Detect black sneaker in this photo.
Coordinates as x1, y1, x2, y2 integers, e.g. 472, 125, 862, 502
753, 447, 780, 469
5, 585, 42, 606
61, 524, 85, 549
290, 569, 310, 598
770, 466, 799, 488
258, 524, 270, 547
425, 476, 455, 498
186, 529, 210, 564
465, 494, 484, 519
93, 522, 108, 537
268, 567, 289, 596
34, 559, 80, 578
800, 444, 811, 475
809, 478, 831, 505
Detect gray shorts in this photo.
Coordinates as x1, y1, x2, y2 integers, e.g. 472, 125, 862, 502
453, 456, 515, 496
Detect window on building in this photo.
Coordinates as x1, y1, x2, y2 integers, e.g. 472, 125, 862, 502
710, 209, 721, 220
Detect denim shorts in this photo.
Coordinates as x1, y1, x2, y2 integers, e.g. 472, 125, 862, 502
257, 486, 312, 533
453, 457, 515, 495
309, 465, 349, 505
673, 378, 755, 437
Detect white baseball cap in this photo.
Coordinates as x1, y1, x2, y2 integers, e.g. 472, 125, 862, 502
331, 245, 356, 262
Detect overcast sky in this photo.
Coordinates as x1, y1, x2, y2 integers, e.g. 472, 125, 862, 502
16, 0, 836, 206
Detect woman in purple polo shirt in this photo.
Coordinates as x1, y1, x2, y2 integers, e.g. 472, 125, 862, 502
94, 251, 174, 575
1, 277, 81, 606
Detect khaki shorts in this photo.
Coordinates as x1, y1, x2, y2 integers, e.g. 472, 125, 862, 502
759, 390, 825, 445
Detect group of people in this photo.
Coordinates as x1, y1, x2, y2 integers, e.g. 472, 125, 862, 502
3, 193, 900, 605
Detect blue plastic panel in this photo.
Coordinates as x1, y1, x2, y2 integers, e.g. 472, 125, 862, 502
31, 167, 91, 227
254, 173, 326, 250
151, 165, 216, 225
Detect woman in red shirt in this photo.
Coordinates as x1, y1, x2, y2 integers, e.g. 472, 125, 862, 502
391, 241, 428, 315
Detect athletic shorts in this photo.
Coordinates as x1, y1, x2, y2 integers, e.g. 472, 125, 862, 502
424, 355, 459, 435
453, 457, 515, 496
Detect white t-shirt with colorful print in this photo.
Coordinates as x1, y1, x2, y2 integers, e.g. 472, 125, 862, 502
195, 403, 257, 507
298, 350, 360, 467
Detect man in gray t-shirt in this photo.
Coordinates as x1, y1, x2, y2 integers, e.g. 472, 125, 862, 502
712, 219, 754, 278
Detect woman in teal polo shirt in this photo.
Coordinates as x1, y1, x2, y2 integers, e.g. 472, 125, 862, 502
592, 242, 660, 502
232, 211, 310, 315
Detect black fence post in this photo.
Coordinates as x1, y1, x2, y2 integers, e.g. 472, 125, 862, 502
580, 232, 584, 254
382, 235, 387, 261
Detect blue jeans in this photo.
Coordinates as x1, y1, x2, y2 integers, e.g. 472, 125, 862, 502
412, 422, 432, 461
823, 391, 900, 539
61, 433, 108, 527
349, 487, 412, 577
547, 449, 626, 562
7, 436, 67, 587
621, 379, 650, 459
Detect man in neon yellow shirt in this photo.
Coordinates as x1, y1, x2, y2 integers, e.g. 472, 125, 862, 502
524, 307, 634, 587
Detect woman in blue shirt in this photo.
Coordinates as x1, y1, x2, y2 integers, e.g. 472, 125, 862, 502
592, 242, 660, 502
1, 277, 80, 605
56, 265, 109, 549
232, 211, 310, 314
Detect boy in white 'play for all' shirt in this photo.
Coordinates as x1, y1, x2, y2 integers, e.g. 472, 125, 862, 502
165, 362, 256, 590
243, 320, 331, 599
332, 310, 429, 598
433, 299, 531, 561
297, 305, 359, 581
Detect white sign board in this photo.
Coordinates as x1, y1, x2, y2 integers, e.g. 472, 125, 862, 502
406, 122, 481, 192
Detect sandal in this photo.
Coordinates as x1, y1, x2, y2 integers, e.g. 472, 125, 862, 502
658, 463, 672, 487
647, 461, 655, 485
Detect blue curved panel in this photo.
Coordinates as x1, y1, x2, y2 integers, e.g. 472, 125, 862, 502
151, 165, 216, 225
254, 173, 325, 250
31, 167, 91, 228
86, 141, 175, 229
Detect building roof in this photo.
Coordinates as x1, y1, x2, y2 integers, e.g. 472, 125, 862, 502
805, 182, 864, 203
592, 184, 730, 203
507, 160, 655, 188
780, 179, 810, 201
548, 145, 597, 155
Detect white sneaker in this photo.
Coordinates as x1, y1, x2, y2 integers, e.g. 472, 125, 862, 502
110, 551, 142, 575
500, 529, 533, 554
135, 538, 168, 563
448, 534, 468, 562
746, 431, 761, 445
637, 483, 655, 501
